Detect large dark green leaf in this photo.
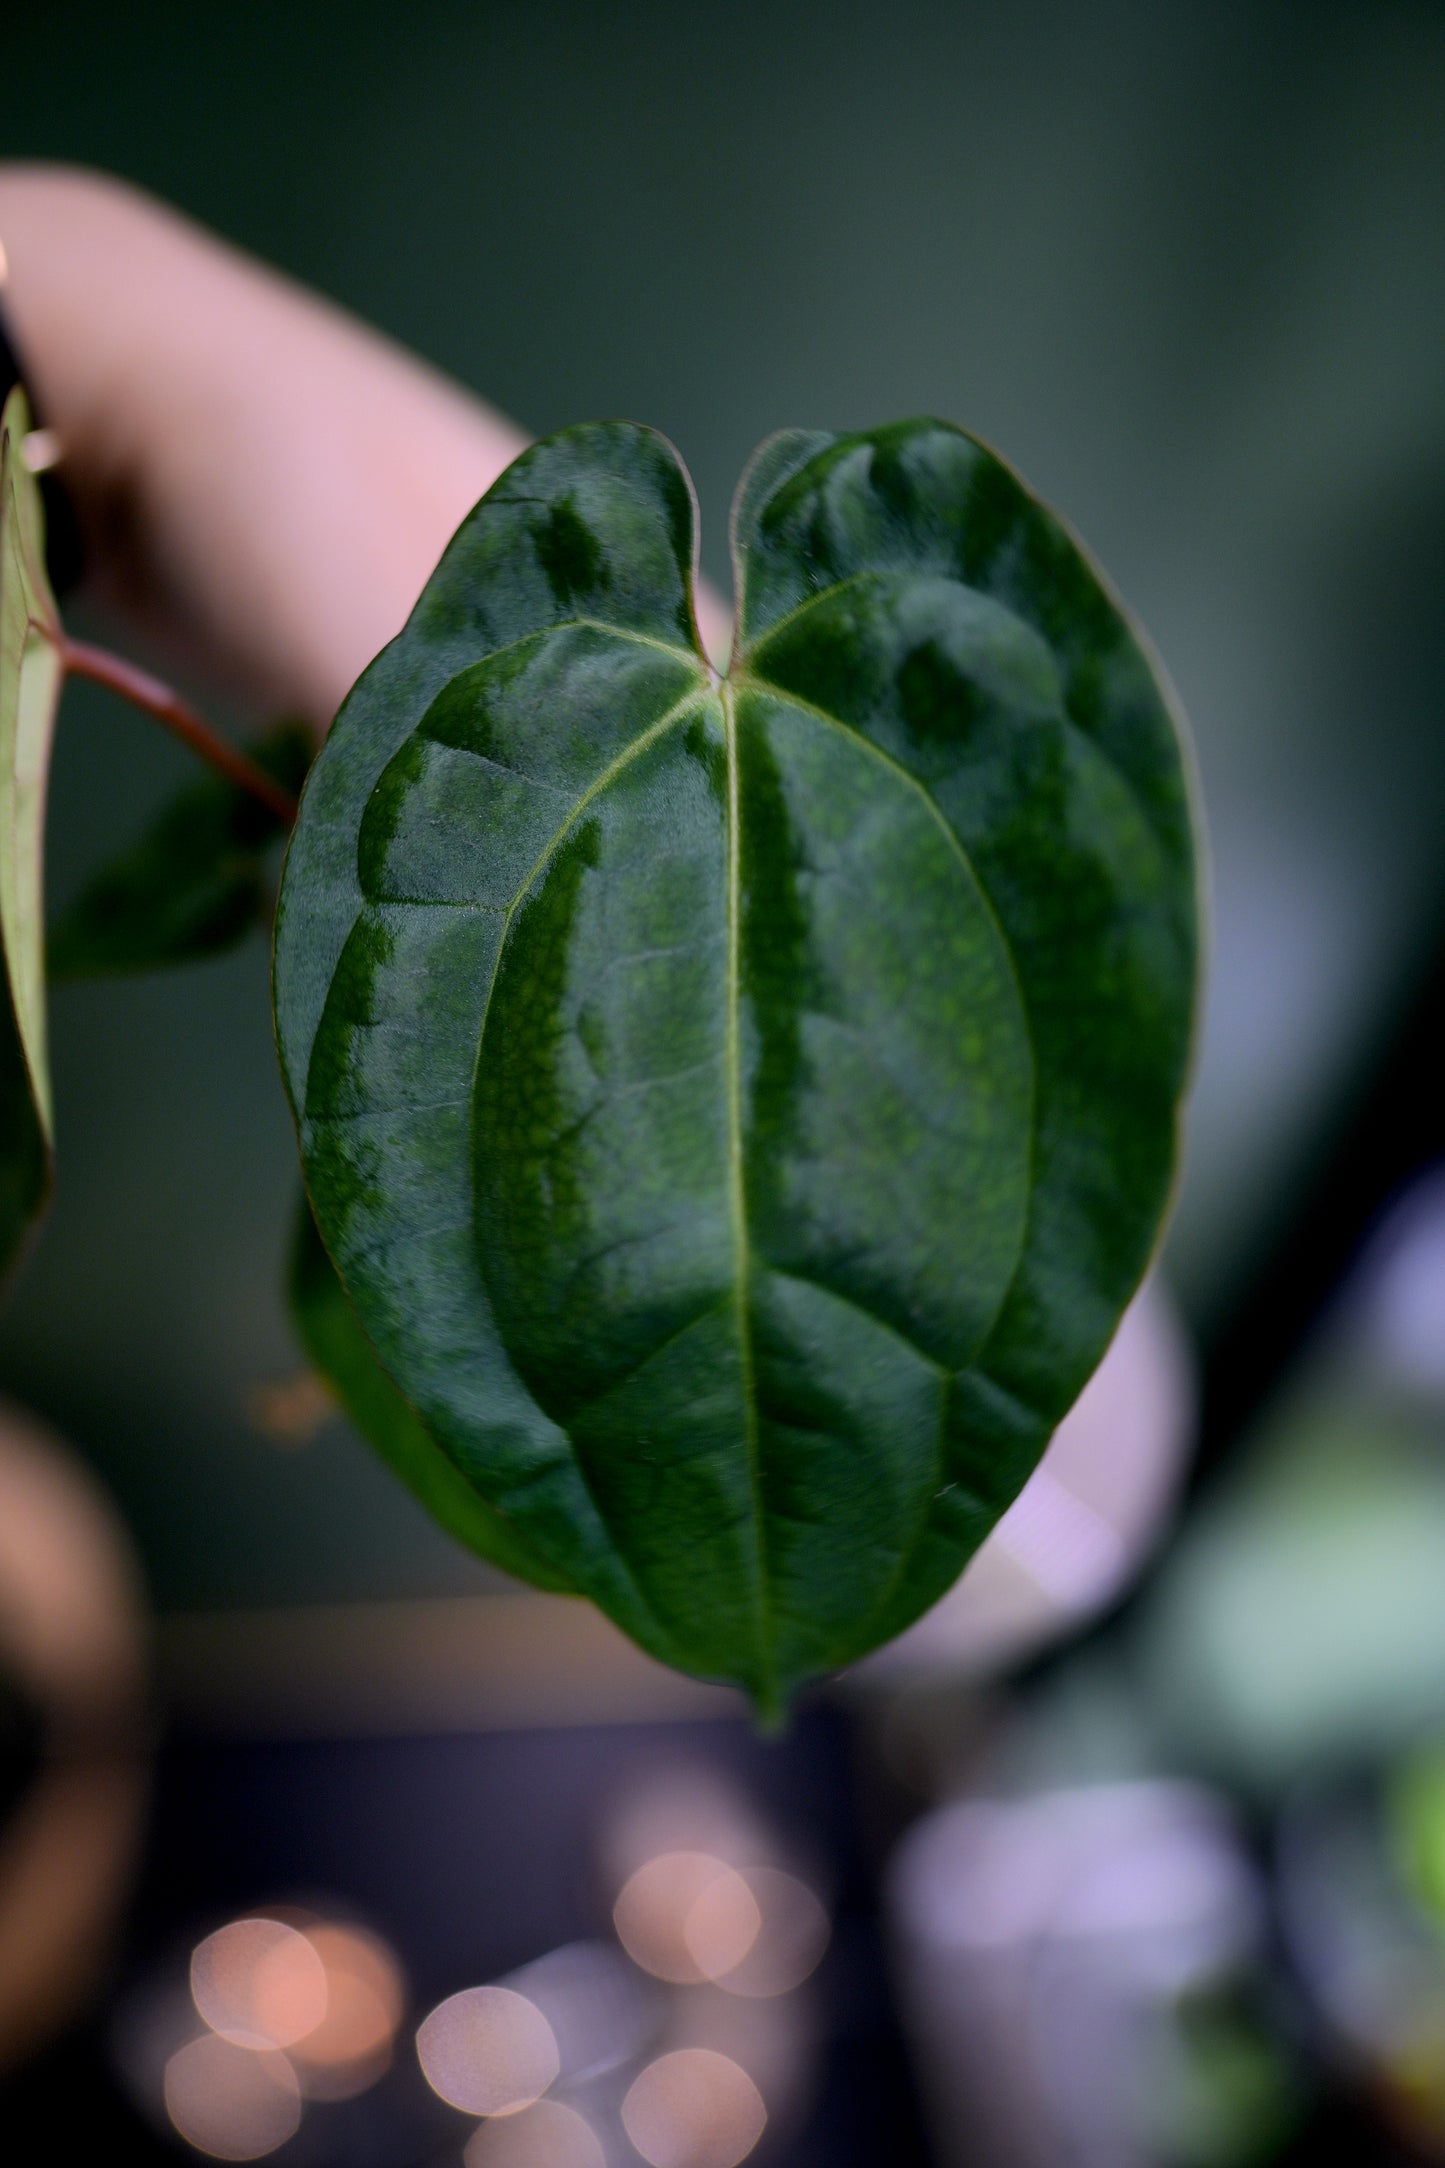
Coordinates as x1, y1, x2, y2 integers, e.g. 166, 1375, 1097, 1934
0, 388, 63, 1287
289, 1196, 576, 1591
274, 419, 1198, 1714
49, 719, 313, 980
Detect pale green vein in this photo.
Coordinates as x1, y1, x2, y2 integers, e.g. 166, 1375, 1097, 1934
466, 678, 711, 1102
769, 1270, 948, 1379
721, 678, 777, 1713
743, 571, 1178, 870
839, 1365, 953, 1662
421, 612, 705, 679
573, 617, 711, 669
455, 676, 716, 1650
737, 567, 878, 654
567, 1292, 733, 1415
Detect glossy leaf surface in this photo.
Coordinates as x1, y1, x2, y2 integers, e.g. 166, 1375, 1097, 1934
0, 388, 62, 1285
49, 720, 313, 980
275, 419, 1198, 1712
289, 1197, 575, 1590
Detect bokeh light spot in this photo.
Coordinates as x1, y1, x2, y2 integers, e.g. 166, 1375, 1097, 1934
288, 1923, 405, 2098
719, 1869, 830, 1997
615, 1853, 761, 1985
416, 1984, 560, 2116
190, 1918, 329, 2049
163, 2035, 301, 2160
622, 2047, 767, 2168
464, 2096, 608, 2167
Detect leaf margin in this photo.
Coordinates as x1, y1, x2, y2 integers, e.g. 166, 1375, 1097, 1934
0, 385, 63, 1286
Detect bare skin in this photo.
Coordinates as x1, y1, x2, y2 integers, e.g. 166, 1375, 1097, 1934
0, 163, 726, 729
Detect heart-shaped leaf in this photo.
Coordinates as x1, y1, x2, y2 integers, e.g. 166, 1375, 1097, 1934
289, 1194, 576, 1591
0, 387, 63, 1287
49, 719, 313, 980
274, 420, 1198, 1714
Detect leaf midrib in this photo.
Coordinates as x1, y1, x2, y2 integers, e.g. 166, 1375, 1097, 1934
720, 676, 777, 1709
455, 656, 725, 1664
344, 600, 1053, 1707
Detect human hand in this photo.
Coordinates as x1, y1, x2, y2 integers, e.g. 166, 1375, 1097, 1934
0, 163, 726, 729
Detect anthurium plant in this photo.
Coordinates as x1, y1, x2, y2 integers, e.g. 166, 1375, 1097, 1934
1, 389, 1198, 1719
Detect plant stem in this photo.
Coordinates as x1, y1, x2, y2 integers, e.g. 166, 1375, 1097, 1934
61, 639, 299, 827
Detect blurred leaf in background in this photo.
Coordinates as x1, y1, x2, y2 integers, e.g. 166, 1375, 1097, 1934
0, 387, 62, 1285
47, 718, 312, 981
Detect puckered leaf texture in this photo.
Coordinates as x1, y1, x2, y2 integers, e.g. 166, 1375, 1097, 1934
290, 1193, 576, 1592
274, 419, 1198, 1716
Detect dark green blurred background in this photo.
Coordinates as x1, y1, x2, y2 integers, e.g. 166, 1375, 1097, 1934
5, 0, 1445, 1610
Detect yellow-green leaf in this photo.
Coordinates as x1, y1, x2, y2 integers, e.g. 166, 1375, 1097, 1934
0, 387, 62, 1285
